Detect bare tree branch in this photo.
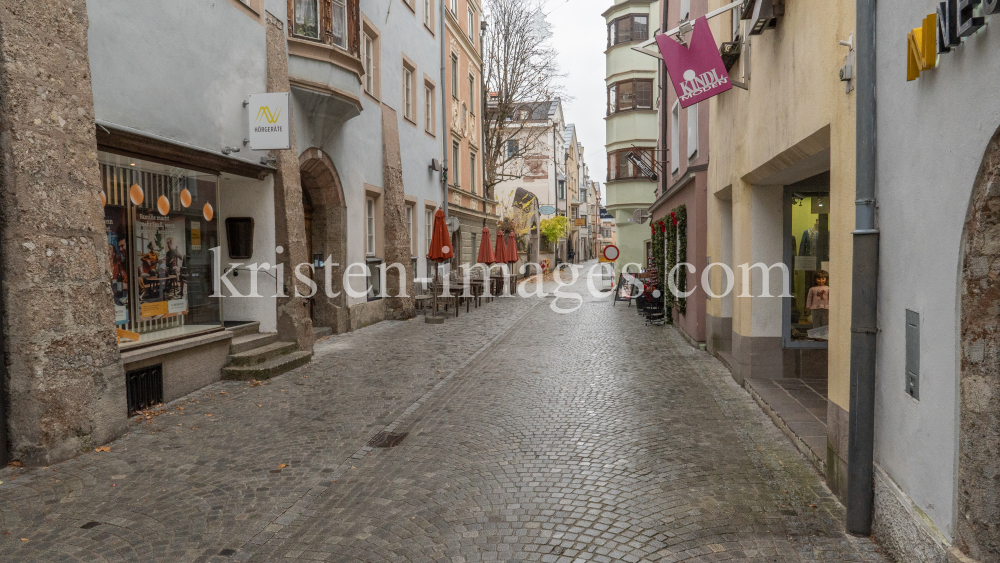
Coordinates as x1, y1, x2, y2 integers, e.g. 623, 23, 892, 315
481, 0, 566, 199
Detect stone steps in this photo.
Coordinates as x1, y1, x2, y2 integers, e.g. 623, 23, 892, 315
223, 322, 312, 381
230, 333, 279, 354
226, 321, 261, 338
228, 341, 299, 367
222, 351, 312, 381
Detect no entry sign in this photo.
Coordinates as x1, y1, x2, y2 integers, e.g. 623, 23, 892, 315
603, 245, 620, 262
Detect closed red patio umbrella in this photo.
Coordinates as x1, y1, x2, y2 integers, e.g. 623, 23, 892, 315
426, 209, 453, 322
493, 231, 509, 296
506, 231, 519, 284
493, 230, 508, 264
477, 226, 496, 265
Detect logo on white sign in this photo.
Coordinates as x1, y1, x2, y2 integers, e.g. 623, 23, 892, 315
247, 92, 291, 150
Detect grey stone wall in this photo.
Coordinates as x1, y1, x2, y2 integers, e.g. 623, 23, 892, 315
380, 104, 414, 320
959, 126, 1000, 562
0, 0, 126, 464
265, 12, 313, 351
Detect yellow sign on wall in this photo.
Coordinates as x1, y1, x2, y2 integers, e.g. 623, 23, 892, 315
907, 13, 937, 81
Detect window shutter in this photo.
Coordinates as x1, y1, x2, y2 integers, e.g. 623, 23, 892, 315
348, 0, 360, 57
287, 0, 295, 31
322, 0, 333, 42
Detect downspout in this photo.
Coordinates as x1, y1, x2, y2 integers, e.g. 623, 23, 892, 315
846, 0, 878, 535
440, 0, 449, 219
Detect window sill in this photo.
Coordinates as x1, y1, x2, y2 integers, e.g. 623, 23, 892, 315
605, 108, 656, 118
363, 89, 381, 104
403, 115, 418, 127
604, 39, 651, 54
287, 36, 363, 83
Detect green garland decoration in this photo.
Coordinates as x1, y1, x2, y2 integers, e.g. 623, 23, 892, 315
664, 204, 688, 316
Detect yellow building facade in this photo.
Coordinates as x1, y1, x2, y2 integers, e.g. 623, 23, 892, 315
705, 0, 855, 497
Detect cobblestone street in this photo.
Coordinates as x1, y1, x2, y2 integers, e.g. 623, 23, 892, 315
0, 267, 883, 562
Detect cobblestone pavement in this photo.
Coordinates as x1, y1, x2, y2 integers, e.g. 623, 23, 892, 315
0, 263, 884, 562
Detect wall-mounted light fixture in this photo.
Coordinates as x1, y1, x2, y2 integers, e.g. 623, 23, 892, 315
749, 0, 784, 35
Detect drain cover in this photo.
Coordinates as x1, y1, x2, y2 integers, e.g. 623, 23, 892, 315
366, 431, 408, 448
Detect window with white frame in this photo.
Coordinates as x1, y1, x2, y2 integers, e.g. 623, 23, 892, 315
680, 0, 691, 21
424, 83, 435, 133
671, 101, 680, 173
450, 0, 456, 14
468, 7, 475, 39
331, 0, 347, 48
452, 141, 461, 187
402, 62, 416, 122
425, 208, 433, 252
451, 54, 459, 99
424, 0, 432, 28
363, 33, 376, 96
469, 74, 476, 115
687, 103, 699, 160
366, 197, 376, 255
406, 205, 415, 255
470, 153, 477, 195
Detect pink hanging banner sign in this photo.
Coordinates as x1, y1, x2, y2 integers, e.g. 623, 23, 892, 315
656, 16, 732, 108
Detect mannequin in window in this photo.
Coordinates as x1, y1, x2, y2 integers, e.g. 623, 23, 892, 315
806, 269, 829, 328
799, 218, 819, 257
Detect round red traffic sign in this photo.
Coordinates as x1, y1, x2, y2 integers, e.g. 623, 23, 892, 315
603, 245, 620, 261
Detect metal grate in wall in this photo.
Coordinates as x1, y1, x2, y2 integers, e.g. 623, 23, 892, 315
126, 364, 164, 416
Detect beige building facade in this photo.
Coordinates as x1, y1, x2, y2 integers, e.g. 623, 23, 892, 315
706, 0, 855, 498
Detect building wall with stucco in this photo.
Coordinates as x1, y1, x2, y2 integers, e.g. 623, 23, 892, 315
705, 0, 855, 498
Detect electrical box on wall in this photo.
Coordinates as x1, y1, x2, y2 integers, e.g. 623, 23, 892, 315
906, 309, 920, 400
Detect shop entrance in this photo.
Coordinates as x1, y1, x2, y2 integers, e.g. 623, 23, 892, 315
743, 172, 831, 471
958, 126, 1000, 561
299, 148, 348, 333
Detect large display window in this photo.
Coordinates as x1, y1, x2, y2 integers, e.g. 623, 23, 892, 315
100, 152, 221, 346
782, 173, 830, 348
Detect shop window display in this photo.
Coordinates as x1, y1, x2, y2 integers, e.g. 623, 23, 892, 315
786, 192, 830, 344
100, 152, 221, 345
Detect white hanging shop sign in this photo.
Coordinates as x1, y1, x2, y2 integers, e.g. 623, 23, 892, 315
247, 92, 290, 150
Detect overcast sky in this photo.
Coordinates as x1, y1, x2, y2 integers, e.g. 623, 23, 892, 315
544, 0, 611, 201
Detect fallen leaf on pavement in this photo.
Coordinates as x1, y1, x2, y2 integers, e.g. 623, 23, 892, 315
95, 447, 110, 452
257, 404, 262, 407
278, 464, 288, 469
205, 414, 213, 417
20, 538, 28, 542
220, 391, 227, 394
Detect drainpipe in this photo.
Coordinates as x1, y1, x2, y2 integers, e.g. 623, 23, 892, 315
440, 0, 449, 219
846, 0, 878, 536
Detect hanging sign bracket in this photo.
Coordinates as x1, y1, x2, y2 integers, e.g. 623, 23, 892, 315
631, 0, 745, 60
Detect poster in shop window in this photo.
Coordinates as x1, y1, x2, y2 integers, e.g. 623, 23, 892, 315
104, 206, 130, 325
135, 213, 188, 320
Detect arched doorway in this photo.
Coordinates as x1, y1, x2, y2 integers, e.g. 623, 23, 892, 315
959, 126, 1000, 560
299, 148, 348, 334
